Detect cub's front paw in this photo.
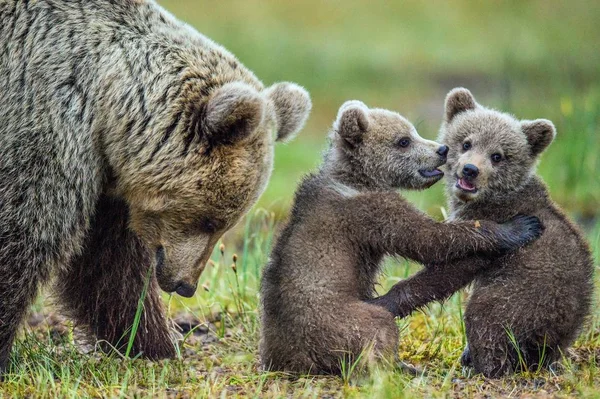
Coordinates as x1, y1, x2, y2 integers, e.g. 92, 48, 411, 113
498, 215, 544, 252
367, 287, 415, 318
366, 294, 396, 316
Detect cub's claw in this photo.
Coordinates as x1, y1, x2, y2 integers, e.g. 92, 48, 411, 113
396, 360, 422, 376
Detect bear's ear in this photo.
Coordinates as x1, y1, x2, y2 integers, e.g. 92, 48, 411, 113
334, 100, 370, 147
265, 82, 312, 143
444, 87, 477, 122
204, 82, 265, 145
521, 119, 556, 157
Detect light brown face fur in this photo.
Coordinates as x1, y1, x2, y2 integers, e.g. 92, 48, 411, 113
440, 88, 556, 204
121, 82, 311, 296
126, 143, 271, 296
332, 101, 448, 190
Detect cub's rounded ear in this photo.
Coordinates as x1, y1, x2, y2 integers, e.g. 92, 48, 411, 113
334, 100, 370, 147
265, 82, 311, 143
444, 87, 477, 122
205, 82, 265, 145
521, 119, 556, 157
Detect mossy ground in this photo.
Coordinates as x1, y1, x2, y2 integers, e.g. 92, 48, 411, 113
1, 215, 598, 398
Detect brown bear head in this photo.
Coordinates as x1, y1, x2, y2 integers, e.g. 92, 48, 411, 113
440, 87, 555, 204
329, 100, 449, 191
118, 81, 311, 297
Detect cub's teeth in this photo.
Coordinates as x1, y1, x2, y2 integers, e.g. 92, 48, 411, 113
458, 178, 475, 191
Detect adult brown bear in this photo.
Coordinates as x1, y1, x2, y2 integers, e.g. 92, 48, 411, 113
0, 0, 310, 371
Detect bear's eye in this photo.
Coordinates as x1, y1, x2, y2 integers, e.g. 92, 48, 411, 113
462, 141, 472, 151
397, 138, 411, 148
190, 217, 222, 234
491, 153, 503, 163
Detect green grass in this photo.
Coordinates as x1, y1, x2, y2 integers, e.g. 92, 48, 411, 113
2, 0, 600, 397
3, 212, 599, 398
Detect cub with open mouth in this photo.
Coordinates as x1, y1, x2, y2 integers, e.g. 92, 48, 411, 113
259, 100, 544, 375
371, 88, 593, 378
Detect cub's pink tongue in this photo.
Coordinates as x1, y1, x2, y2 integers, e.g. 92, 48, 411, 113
458, 178, 475, 191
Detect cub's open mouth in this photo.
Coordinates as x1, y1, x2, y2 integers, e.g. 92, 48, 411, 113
419, 168, 444, 179
456, 176, 478, 193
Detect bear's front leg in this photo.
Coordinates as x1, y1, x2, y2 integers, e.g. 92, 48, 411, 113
0, 230, 55, 374
0, 265, 46, 373
56, 195, 177, 360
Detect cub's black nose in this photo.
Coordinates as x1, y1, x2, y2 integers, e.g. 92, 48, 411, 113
462, 163, 479, 178
436, 145, 449, 158
175, 281, 197, 298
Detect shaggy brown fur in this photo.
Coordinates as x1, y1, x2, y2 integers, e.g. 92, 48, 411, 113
56, 195, 177, 359
259, 101, 543, 375
372, 88, 594, 378
0, 0, 310, 371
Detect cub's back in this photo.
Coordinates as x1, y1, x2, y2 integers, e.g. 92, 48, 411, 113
261, 175, 363, 314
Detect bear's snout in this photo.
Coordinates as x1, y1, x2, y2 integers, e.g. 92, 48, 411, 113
436, 145, 449, 158
462, 163, 479, 179
174, 281, 197, 298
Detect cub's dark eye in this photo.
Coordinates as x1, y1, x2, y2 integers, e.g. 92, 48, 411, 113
491, 153, 502, 163
397, 138, 411, 148
463, 141, 472, 151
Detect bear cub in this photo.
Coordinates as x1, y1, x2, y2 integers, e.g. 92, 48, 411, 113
373, 88, 594, 378
259, 101, 544, 375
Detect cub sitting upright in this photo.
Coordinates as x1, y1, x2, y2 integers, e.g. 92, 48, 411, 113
259, 101, 543, 375
373, 89, 594, 377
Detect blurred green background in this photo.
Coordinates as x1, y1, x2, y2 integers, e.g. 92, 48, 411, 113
162, 0, 599, 222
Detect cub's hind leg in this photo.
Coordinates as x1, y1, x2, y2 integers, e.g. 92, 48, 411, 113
465, 297, 521, 378
327, 301, 399, 374
466, 330, 517, 378
262, 300, 399, 375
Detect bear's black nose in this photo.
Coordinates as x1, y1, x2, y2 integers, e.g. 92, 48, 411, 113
436, 145, 449, 158
175, 281, 197, 298
462, 163, 479, 178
